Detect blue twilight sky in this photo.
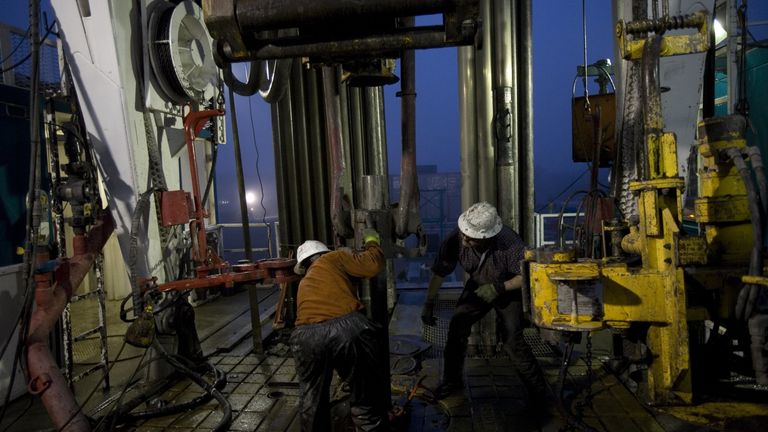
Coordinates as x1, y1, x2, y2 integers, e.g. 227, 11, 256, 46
5, 1, 768, 223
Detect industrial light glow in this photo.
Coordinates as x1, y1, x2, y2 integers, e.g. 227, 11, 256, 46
245, 191, 257, 204
713, 19, 727, 45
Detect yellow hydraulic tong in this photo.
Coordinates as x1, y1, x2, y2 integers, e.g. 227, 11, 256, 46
525, 9, 767, 405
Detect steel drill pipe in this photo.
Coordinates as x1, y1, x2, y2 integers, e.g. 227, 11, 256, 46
518, 0, 535, 245
491, 0, 519, 232
395, 17, 422, 239
26, 212, 115, 432
322, 66, 353, 242
235, 0, 456, 31
458, 45, 478, 210
226, 29, 474, 61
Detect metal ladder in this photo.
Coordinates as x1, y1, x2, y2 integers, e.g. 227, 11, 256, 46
61, 253, 110, 390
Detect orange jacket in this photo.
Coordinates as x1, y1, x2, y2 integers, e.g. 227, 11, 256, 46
295, 244, 384, 325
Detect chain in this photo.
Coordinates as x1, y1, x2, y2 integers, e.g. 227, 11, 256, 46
142, 110, 167, 191
216, 77, 225, 110
584, 332, 594, 405
617, 61, 642, 220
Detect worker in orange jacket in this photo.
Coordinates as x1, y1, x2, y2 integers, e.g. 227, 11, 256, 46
290, 229, 390, 431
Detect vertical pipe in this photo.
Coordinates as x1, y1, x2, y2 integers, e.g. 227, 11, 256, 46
228, 88, 263, 353
228, 88, 253, 262
395, 16, 421, 238
365, 86, 389, 182
270, 103, 290, 255
492, 0, 519, 232
322, 66, 353, 243
475, 0, 496, 205
726, 0, 738, 115
518, 0, 535, 245
364, 86, 395, 314
350, 86, 366, 196
306, 68, 331, 244
458, 46, 478, 211
281, 72, 305, 244
338, 68, 356, 216
291, 63, 315, 240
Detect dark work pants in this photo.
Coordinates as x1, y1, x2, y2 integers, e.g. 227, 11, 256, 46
443, 288, 546, 398
290, 312, 390, 432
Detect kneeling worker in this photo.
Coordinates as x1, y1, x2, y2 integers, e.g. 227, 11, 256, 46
290, 229, 390, 431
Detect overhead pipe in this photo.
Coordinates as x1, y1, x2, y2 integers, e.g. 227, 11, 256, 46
491, 0, 520, 232
322, 66, 354, 243
475, 0, 496, 205
235, 0, 456, 31
229, 28, 475, 61
458, 45, 478, 210
394, 16, 422, 239
26, 212, 115, 432
518, 0, 535, 245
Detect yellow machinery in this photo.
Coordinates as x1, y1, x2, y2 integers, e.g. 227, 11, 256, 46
527, 10, 767, 405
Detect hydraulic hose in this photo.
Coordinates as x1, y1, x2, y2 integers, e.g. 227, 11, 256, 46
202, 142, 218, 208
556, 340, 598, 432
743, 146, 768, 218
152, 341, 232, 432
726, 147, 764, 320
119, 360, 226, 421
223, 61, 260, 96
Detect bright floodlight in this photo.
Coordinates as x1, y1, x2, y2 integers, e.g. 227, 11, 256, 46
714, 19, 727, 45
245, 191, 257, 204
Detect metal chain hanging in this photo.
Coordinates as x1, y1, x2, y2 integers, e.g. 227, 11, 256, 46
581, 0, 591, 111
584, 332, 594, 405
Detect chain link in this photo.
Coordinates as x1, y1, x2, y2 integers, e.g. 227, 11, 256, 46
584, 332, 594, 404
216, 76, 225, 110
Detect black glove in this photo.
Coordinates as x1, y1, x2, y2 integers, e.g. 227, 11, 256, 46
421, 300, 436, 326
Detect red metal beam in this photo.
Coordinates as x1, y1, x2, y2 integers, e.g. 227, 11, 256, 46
26, 212, 115, 432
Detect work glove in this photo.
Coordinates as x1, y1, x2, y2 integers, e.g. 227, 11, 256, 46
475, 283, 498, 303
362, 228, 381, 246
421, 300, 437, 326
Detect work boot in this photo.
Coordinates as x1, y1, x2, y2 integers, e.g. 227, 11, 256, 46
432, 380, 464, 400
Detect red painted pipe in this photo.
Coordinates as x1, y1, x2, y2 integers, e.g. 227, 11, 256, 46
183, 109, 225, 266
26, 212, 115, 432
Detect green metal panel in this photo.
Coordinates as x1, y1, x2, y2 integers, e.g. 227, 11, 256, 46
714, 48, 768, 156
0, 85, 31, 266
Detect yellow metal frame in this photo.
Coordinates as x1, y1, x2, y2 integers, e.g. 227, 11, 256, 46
617, 11, 709, 60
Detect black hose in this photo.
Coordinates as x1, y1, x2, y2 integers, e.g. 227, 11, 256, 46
557, 190, 589, 249
202, 142, 219, 207
727, 148, 764, 320
223, 61, 260, 96
152, 341, 232, 432
556, 340, 598, 432
119, 359, 226, 421
743, 146, 768, 218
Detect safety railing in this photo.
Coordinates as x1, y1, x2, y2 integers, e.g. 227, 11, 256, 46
214, 221, 280, 262
534, 212, 585, 247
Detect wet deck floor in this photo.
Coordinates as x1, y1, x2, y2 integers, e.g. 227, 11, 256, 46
1, 288, 766, 431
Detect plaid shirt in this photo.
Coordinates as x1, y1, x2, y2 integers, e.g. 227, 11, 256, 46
432, 226, 526, 293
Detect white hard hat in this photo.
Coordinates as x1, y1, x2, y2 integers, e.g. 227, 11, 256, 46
458, 202, 502, 239
294, 240, 330, 274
